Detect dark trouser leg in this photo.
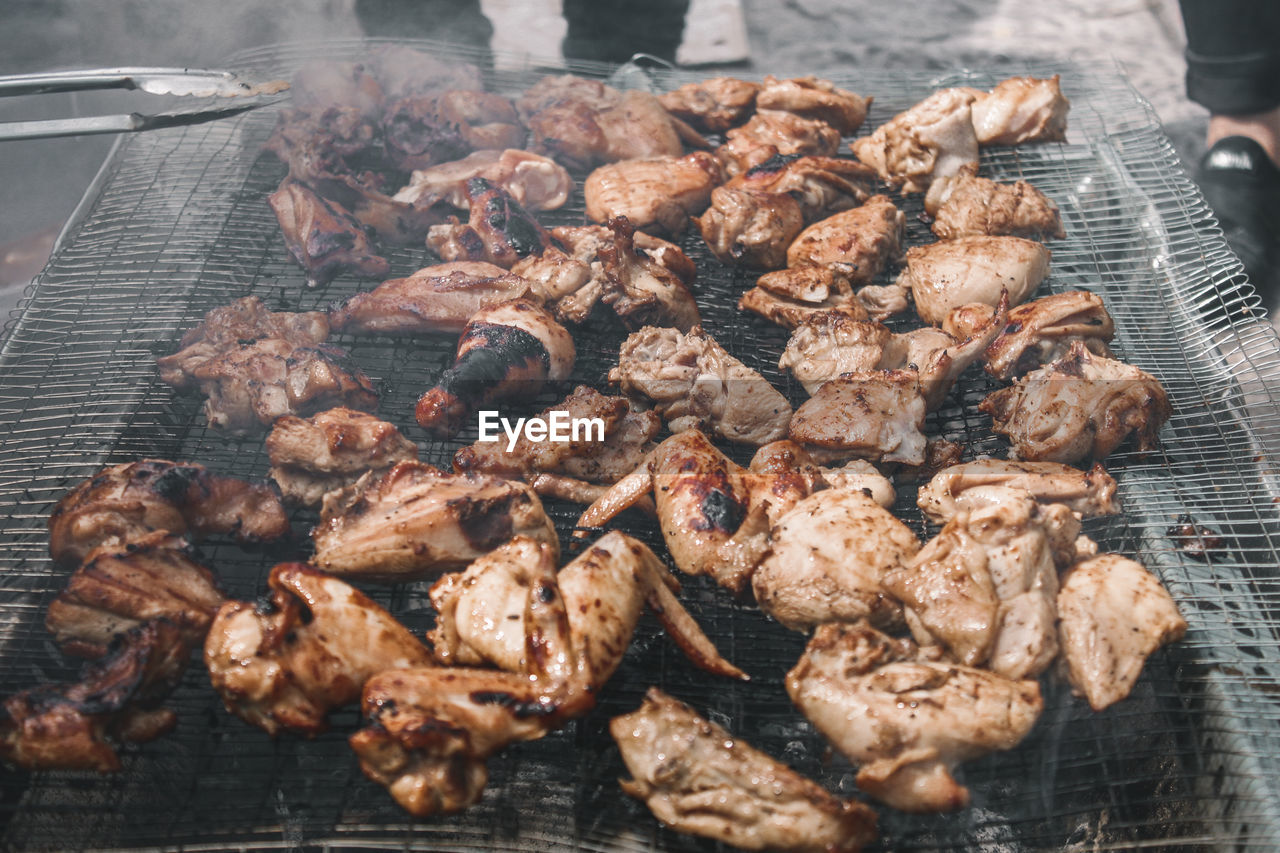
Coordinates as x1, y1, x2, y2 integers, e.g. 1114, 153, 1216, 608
1178, 0, 1280, 115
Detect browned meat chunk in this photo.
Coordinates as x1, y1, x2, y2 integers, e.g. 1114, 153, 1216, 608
697, 186, 805, 269
899, 235, 1050, 325
717, 110, 843, 177
756, 75, 872, 134
925, 168, 1066, 240
917, 459, 1120, 524
785, 195, 906, 285
426, 178, 558, 269
268, 178, 391, 287
788, 370, 927, 465
381, 91, 525, 171
726, 153, 876, 222
584, 151, 723, 235
970, 75, 1069, 146
738, 267, 878, 329
393, 149, 572, 212
851, 88, 979, 194
658, 76, 761, 133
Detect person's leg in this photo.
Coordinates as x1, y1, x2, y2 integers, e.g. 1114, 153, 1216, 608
561, 0, 690, 66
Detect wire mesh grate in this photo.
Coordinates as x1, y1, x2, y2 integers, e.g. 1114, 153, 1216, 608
0, 38, 1279, 851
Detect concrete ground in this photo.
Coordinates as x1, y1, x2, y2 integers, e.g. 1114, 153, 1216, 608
0, 0, 1214, 329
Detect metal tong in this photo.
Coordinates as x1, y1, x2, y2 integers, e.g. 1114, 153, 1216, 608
0, 67, 289, 141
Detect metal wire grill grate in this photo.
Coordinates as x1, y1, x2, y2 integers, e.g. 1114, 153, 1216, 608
1, 38, 1280, 851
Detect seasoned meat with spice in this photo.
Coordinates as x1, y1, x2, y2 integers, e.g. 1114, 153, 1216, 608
739, 267, 895, 329
851, 88, 979, 194
609, 325, 792, 446
381, 91, 524, 171
584, 151, 723, 236
979, 341, 1171, 463
393, 148, 572, 212
415, 299, 575, 438
266, 407, 419, 507
785, 195, 906, 285
787, 622, 1042, 812
756, 75, 872, 134
970, 75, 1069, 146
726, 153, 876, 222
45, 531, 224, 659
658, 76, 760, 133
426, 177, 558, 269
917, 459, 1120, 524
612, 688, 878, 853
788, 371, 928, 466
311, 461, 558, 581
697, 186, 805, 269
205, 563, 433, 736
48, 459, 289, 567
899, 235, 1050, 325
268, 179, 391, 287
925, 168, 1065, 241
717, 109, 843, 177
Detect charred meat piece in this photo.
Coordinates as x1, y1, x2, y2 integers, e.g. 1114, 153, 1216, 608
785, 195, 906, 285
925, 168, 1065, 241
717, 110, 843, 177
312, 461, 558, 582
851, 88, 979, 194
266, 407, 419, 507
609, 325, 792, 446
898, 235, 1051, 326
945, 289, 1115, 381
658, 76, 761, 133
788, 371, 928, 466
584, 151, 723, 236
381, 91, 525, 172
48, 459, 289, 567
427, 177, 558, 269
756, 75, 872, 135
415, 299, 575, 438
970, 75, 1070, 146
697, 186, 805, 270
0, 620, 192, 772
45, 531, 224, 659
157, 295, 329, 392
787, 622, 1042, 813
1057, 553, 1187, 711
329, 261, 534, 336
726, 153, 877, 222
753, 488, 918, 633
393, 148, 572, 212
596, 216, 702, 332
268, 179, 391, 287
917, 459, 1120, 524
979, 341, 1171, 463
204, 563, 434, 736
739, 267, 877, 329
612, 688, 878, 853
452, 385, 659, 488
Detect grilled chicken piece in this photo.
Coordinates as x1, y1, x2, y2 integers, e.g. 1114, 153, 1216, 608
612, 688, 878, 853
1057, 553, 1187, 711
980, 341, 1171, 463
48, 459, 289, 567
452, 385, 660, 489
584, 152, 723, 236
157, 296, 330, 392
609, 325, 792, 446
517, 75, 704, 170
785, 195, 906, 285
393, 149, 572, 212
726, 153, 877, 222
970, 75, 1069, 146
268, 179, 391, 288
266, 407, 419, 507
787, 622, 1043, 812
697, 186, 805, 269
885, 488, 1080, 679
788, 371, 928, 466
329, 261, 534, 336
415, 299, 576, 437
925, 168, 1065, 241
757, 75, 872, 135
659, 76, 761, 133
311, 461, 558, 581
917, 459, 1120, 524
45, 532, 224, 659
717, 110, 843, 177
944, 290, 1115, 381
753, 489, 917, 633
426, 178, 558, 269
899, 235, 1051, 326
352, 532, 743, 816
739, 267, 883, 329
851, 88, 979, 194
204, 563, 433, 736
0, 619, 192, 772
381, 91, 525, 172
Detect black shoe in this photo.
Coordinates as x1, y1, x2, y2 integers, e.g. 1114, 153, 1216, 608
1197, 136, 1280, 311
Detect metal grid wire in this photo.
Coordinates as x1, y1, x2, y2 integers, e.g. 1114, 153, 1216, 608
1, 37, 1279, 851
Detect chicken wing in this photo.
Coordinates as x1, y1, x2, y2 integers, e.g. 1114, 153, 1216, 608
612, 688, 878, 853
786, 622, 1042, 812
924, 168, 1065, 241
584, 151, 723, 235
393, 148, 572, 212
311, 461, 558, 581
658, 76, 761, 133
609, 325, 792, 446
917, 459, 1120, 524
850, 88, 979, 194
969, 75, 1069, 146
205, 562, 433, 736
785, 195, 906, 285
426, 178, 558, 269
717, 110, 843, 177
1057, 553, 1187, 711
756, 75, 872, 135
898, 235, 1050, 325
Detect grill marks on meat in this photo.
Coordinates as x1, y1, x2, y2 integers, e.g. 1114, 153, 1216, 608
48, 459, 289, 567
611, 688, 878, 853
415, 299, 575, 438
584, 151, 723, 236
427, 178, 558, 269
311, 461, 558, 582
204, 563, 434, 736
269, 179, 391, 288
0, 620, 193, 772
266, 407, 420, 507
787, 622, 1043, 813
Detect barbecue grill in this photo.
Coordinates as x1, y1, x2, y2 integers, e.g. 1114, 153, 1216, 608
2, 39, 1280, 852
